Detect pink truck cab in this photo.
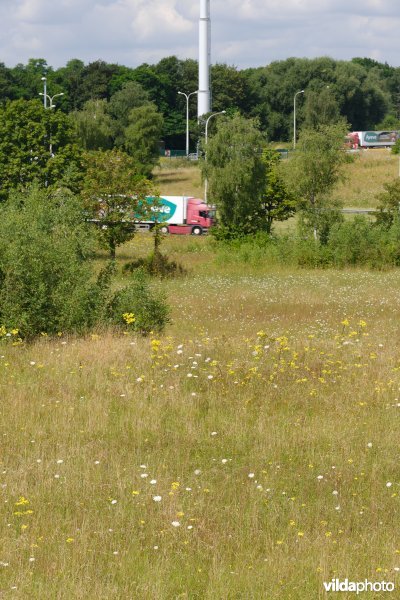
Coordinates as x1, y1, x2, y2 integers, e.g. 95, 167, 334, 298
143, 196, 215, 235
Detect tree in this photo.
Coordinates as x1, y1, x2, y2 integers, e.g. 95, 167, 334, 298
302, 87, 341, 129
256, 149, 296, 233
0, 186, 109, 338
202, 114, 267, 237
285, 122, 348, 241
0, 99, 82, 199
81, 149, 154, 258
53, 59, 85, 111
108, 81, 150, 147
78, 60, 119, 105
9, 59, 52, 101
124, 104, 164, 177
210, 64, 249, 113
71, 99, 113, 150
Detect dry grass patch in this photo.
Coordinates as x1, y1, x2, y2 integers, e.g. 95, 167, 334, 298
331, 149, 399, 209
153, 159, 203, 198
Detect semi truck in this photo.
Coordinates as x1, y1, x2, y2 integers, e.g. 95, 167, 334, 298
346, 131, 399, 149
137, 196, 215, 235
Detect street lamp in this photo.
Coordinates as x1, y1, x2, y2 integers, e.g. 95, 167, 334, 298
293, 90, 304, 150
41, 77, 47, 108
204, 110, 226, 202
178, 90, 198, 156
205, 110, 226, 145
39, 91, 64, 109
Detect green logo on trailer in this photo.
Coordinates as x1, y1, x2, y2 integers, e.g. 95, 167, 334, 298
364, 132, 378, 142
137, 197, 177, 222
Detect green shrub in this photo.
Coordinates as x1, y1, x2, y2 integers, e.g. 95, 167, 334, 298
123, 249, 187, 278
213, 219, 400, 270
0, 188, 169, 338
391, 139, 400, 155
0, 188, 102, 337
327, 217, 393, 268
107, 270, 169, 335
292, 238, 333, 268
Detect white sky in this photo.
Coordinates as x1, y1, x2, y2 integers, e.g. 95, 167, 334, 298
1, 0, 399, 69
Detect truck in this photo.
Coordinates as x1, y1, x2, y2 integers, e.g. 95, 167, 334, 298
137, 196, 215, 235
346, 131, 399, 149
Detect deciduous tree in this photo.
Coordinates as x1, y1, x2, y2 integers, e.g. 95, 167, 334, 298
81, 149, 154, 258
202, 114, 266, 237
284, 122, 348, 241
0, 99, 82, 199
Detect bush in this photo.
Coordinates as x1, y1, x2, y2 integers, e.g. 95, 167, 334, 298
213, 218, 400, 270
328, 217, 394, 268
392, 139, 400, 155
124, 250, 187, 278
107, 270, 169, 335
0, 188, 169, 338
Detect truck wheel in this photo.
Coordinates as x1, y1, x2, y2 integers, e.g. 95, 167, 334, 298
160, 225, 169, 234
191, 226, 203, 235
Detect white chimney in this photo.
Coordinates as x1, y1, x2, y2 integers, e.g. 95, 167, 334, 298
198, 0, 211, 118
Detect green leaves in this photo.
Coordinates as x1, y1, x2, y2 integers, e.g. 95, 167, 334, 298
203, 114, 267, 237
81, 149, 155, 257
0, 99, 82, 199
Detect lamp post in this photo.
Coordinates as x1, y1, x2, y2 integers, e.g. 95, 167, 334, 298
39, 78, 65, 159
41, 77, 47, 108
293, 90, 304, 149
204, 110, 226, 202
39, 91, 64, 109
178, 90, 198, 156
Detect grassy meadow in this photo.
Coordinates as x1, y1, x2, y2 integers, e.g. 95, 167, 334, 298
2, 154, 400, 599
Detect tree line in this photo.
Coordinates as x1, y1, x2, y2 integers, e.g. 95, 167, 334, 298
1, 55, 400, 150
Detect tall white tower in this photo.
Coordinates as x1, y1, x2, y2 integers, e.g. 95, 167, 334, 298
198, 0, 211, 118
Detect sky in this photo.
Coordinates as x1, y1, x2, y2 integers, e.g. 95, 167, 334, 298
1, 0, 400, 70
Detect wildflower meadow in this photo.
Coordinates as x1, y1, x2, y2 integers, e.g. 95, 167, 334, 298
1, 235, 400, 598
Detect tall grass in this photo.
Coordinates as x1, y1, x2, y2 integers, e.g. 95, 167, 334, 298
1, 235, 400, 597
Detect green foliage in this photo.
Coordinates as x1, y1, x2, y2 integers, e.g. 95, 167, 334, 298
375, 178, 400, 227
0, 54, 399, 151
108, 81, 150, 130
214, 217, 400, 270
0, 99, 82, 199
297, 199, 344, 245
391, 139, 400, 155
107, 271, 169, 335
108, 80, 151, 149
203, 114, 267, 237
302, 87, 341, 129
77, 60, 119, 105
0, 187, 110, 338
70, 82, 162, 175
0, 187, 170, 338
124, 104, 164, 177
123, 251, 186, 278
376, 114, 400, 131
124, 225, 186, 278
257, 149, 296, 233
71, 99, 113, 151
284, 122, 349, 240
81, 149, 154, 258
327, 217, 395, 268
